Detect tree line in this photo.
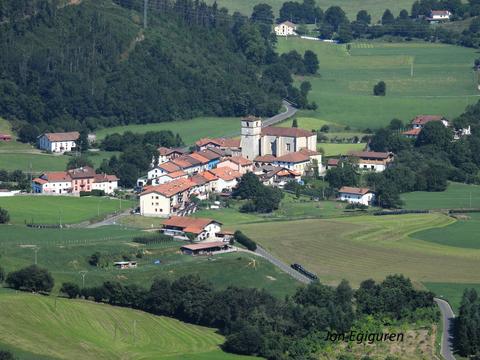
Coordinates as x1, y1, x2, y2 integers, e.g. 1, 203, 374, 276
454, 288, 480, 357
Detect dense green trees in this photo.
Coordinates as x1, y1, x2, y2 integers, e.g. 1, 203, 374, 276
325, 163, 359, 189
233, 231, 257, 251
454, 288, 480, 357
0, 208, 9, 224
60, 282, 81, 299
373, 81, 386, 96
6, 265, 54, 293
233, 172, 284, 213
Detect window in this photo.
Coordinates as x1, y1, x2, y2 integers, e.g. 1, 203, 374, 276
286, 144, 291, 152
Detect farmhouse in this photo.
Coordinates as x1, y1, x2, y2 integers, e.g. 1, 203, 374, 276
411, 115, 449, 129
38, 132, 79, 153
208, 167, 242, 192
274, 21, 297, 36
139, 178, 196, 217
180, 241, 234, 256
152, 170, 188, 185
402, 128, 422, 139
427, 10, 452, 22
33, 172, 72, 194
92, 173, 119, 194
0, 134, 12, 141
195, 137, 241, 155
338, 187, 375, 206
349, 151, 394, 172
68, 166, 96, 193
113, 261, 137, 269
217, 156, 253, 174
240, 116, 317, 160
327, 158, 340, 169
162, 216, 223, 241
157, 147, 185, 164
259, 167, 301, 188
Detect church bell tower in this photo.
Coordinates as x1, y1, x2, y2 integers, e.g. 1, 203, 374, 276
240, 116, 262, 160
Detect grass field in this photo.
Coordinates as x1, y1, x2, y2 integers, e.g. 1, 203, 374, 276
277, 39, 479, 130
0, 153, 70, 172
237, 213, 480, 287
424, 282, 480, 313
401, 182, 480, 210
0, 225, 299, 298
205, 0, 414, 22
0, 196, 135, 225
95, 116, 241, 144
0, 291, 253, 360
412, 213, 480, 249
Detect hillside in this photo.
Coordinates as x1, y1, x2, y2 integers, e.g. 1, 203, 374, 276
0, 0, 282, 133
0, 291, 253, 360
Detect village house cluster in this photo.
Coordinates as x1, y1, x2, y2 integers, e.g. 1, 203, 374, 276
138, 117, 324, 217
401, 114, 470, 140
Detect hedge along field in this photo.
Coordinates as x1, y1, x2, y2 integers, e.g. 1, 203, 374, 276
0, 291, 254, 360
277, 39, 479, 130
204, 0, 414, 22
237, 213, 480, 287
0, 196, 135, 225
401, 182, 480, 210
95, 116, 241, 144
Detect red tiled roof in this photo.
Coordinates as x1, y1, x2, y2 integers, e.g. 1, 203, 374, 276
278, 20, 296, 28
172, 158, 196, 169
42, 171, 71, 182
254, 154, 276, 163
196, 149, 222, 161
0, 134, 12, 140
158, 147, 185, 156
349, 151, 392, 160
43, 132, 80, 142
209, 167, 242, 181
339, 186, 372, 195
159, 162, 181, 173
197, 171, 218, 182
180, 241, 227, 251
189, 153, 210, 164
94, 173, 119, 183
33, 178, 48, 185
190, 174, 208, 185
299, 148, 320, 156
431, 10, 450, 15
195, 137, 240, 148
163, 216, 220, 231
165, 170, 187, 179
68, 166, 96, 179
402, 128, 421, 136
140, 178, 195, 197
228, 156, 252, 166
242, 115, 262, 122
412, 115, 445, 125
261, 127, 313, 138
327, 159, 340, 166
274, 152, 310, 163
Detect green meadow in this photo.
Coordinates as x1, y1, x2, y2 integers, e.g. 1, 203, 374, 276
423, 282, 480, 313
0, 196, 135, 225
401, 182, 480, 210
205, 0, 414, 22
0, 225, 299, 298
95, 116, 241, 144
0, 291, 253, 360
277, 39, 479, 130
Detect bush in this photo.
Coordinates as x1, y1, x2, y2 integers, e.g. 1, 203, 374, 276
133, 233, 173, 244
0, 350, 16, 360
234, 231, 257, 251
0, 266, 4, 282
80, 189, 105, 197
60, 282, 81, 299
0, 207, 9, 224
373, 81, 386, 96
6, 265, 54, 293
88, 252, 101, 266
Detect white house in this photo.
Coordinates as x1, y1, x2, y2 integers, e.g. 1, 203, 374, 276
152, 170, 188, 185
32, 172, 72, 194
208, 167, 242, 193
162, 216, 223, 241
349, 151, 394, 173
428, 10, 452, 22
92, 174, 119, 194
217, 156, 253, 174
274, 21, 297, 36
338, 187, 375, 206
38, 132, 80, 153
411, 115, 449, 129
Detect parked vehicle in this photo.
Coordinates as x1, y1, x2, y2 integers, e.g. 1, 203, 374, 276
291, 263, 318, 281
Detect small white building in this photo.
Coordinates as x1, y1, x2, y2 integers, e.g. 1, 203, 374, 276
350, 151, 394, 173
114, 261, 137, 269
92, 174, 119, 194
411, 115, 449, 129
38, 132, 80, 153
428, 10, 452, 22
32, 172, 72, 194
152, 170, 188, 185
208, 167, 242, 193
274, 21, 297, 36
217, 156, 253, 174
338, 187, 375, 206
162, 216, 223, 241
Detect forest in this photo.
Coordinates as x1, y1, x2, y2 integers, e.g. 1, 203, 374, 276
0, 0, 310, 135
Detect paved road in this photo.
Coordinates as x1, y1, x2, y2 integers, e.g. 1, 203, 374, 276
255, 245, 311, 284
262, 100, 298, 127
435, 298, 456, 360
85, 209, 132, 228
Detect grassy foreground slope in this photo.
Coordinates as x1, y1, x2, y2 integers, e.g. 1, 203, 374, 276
0, 196, 135, 225
205, 0, 414, 22
0, 291, 252, 360
277, 39, 478, 129
238, 213, 480, 286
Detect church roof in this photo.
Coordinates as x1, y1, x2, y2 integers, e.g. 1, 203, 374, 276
261, 127, 314, 138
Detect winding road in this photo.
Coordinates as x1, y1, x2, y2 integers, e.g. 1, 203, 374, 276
435, 298, 456, 360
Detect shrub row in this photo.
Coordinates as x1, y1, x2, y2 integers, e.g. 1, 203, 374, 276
233, 231, 257, 251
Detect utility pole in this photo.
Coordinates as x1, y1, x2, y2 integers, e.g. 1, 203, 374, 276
411, 60, 414, 78
33, 247, 39, 265
143, 0, 148, 29
79, 271, 87, 288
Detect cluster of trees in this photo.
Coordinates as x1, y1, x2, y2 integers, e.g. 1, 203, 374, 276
373, 81, 386, 96
279, 50, 319, 75
56, 274, 435, 358
0, 208, 10, 224
96, 130, 185, 187
0, 169, 30, 191
454, 288, 480, 357
232, 172, 284, 213
0, 0, 315, 136
275, 0, 480, 47
5, 265, 54, 293
233, 231, 257, 251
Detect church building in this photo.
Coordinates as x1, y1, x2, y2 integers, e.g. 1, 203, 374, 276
240, 116, 317, 160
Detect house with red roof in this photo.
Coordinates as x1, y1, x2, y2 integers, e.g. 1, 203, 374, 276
274, 21, 297, 36
338, 187, 375, 206
33, 172, 72, 194
38, 132, 80, 153
411, 115, 449, 129
217, 156, 253, 174
162, 216, 223, 241
208, 167, 242, 193
0, 134, 12, 142
349, 151, 394, 172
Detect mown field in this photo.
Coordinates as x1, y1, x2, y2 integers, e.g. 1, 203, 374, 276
412, 212, 480, 249
95, 116, 240, 144
0, 196, 135, 225
277, 39, 479, 130
205, 0, 414, 22
401, 182, 480, 210
0, 225, 299, 298
0, 291, 253, 360
237, 213, 480, 287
